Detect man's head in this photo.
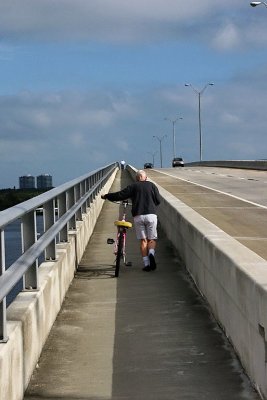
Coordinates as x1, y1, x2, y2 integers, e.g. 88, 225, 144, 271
136, 170, 147, 182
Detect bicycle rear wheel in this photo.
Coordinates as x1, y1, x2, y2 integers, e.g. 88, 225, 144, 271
115, 231, 123, 277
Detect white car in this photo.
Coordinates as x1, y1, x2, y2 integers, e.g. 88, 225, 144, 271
172, 157, 184, 167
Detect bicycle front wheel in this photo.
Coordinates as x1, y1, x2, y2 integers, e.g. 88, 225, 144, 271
115, 231, 123, 277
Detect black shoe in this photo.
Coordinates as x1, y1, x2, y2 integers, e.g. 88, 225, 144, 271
149, 254, 157, 270
142, 265, 151, 272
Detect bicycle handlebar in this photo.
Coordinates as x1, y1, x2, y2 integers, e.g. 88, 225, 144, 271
101, 195, 132, 207
114, 200, 132, 207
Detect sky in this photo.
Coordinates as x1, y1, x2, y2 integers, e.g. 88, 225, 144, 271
1, 0, 267, 188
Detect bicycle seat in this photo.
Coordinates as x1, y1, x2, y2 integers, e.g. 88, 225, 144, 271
114, 220, 132, 228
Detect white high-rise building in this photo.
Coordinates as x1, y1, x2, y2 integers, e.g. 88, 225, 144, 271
37, 174, 53, 189
19, 175, 35, 189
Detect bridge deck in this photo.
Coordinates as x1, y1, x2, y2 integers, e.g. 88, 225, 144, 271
24, 170, 259, 400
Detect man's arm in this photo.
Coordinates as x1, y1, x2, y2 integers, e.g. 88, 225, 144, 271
101, 185, 133, 202
153, 184, 161, 206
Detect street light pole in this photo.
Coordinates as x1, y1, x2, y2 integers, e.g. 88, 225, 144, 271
153, 135, 167, 168
250, 2, 267, 7
147, 151, 157, 166
164, 117, 183, 159
185, 82, 214, 161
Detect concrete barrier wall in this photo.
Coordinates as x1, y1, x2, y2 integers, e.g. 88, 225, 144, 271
0, 168, 118, 400
158, 187, 267, 398
186, 160, 267, 170
128, 166, 267, 398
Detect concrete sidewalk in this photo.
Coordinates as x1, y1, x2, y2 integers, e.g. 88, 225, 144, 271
24, 170, 259, 400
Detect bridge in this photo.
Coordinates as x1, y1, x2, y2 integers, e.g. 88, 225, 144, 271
1, 162, 267, 400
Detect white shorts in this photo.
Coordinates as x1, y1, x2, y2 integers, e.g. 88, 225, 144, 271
133, 214, 158, 240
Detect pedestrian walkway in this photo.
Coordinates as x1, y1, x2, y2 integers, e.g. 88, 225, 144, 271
24, 170, 259, 400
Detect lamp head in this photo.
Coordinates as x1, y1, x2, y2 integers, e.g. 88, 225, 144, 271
250, 2, 262, 6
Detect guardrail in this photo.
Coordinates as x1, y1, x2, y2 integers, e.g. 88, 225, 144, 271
0, 162, 118, 343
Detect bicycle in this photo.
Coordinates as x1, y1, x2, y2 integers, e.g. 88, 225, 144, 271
107, 200, 132, 277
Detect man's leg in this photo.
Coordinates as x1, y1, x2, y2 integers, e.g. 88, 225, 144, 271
140, 239, 151, 271
133, 216, 151, 271
140, 238, 148, 256
148, 241, 157, 270
145, 215, 158, 271
147, 239, 156, 251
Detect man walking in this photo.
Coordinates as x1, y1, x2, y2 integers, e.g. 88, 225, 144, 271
101, 170, 161, 271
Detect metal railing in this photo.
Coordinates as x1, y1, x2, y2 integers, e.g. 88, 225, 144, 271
0, 162, 118, 342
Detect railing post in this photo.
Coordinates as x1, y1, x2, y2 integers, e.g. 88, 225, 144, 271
58, 193, 68, 242
85, 178, 90, 209
0, 229, 8, 342
67, 188, 76, 230
81, 180, 86, 214
95, 172, 99, 196
22, 211, 38, 290
75, 184, 82, 221
44, 199, 56, 260
88, 176, 93, 205
92, 174, 97, 200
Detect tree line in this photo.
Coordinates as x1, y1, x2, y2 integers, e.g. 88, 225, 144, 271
0, 188, 51, 211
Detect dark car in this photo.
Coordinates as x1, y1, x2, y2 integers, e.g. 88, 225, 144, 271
172, 157, 184, 167
144, 162, 153, 169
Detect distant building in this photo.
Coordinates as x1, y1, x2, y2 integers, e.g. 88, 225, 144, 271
37, 174, 53, 189
19, 175, 35, 189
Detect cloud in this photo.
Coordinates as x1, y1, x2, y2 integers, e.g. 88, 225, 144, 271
212, 23, 241, 51
0, 90, 138, 182
0, 0, 265, 50
114, 138, 130, 152
1, 72, 267, 188
69, 132, 86, 148
220, 112, 241, 125
0, 90, 136, 140
0, 44, 14, 60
